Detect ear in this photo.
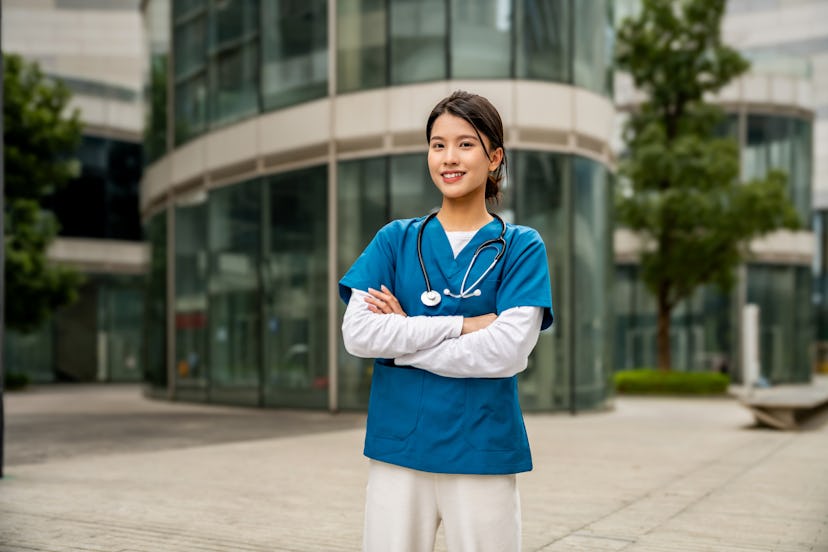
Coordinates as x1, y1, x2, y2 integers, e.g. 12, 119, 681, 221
488, 147, 504, 172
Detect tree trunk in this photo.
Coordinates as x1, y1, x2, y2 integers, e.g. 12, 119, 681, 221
657, 284, 672, 372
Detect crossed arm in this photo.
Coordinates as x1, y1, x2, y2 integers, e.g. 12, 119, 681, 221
341, 286, 542, 379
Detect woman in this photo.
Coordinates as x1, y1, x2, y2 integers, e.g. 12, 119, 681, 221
340, 90, 554, 552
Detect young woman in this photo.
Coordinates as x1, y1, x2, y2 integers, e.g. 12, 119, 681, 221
339, 91, 554, 552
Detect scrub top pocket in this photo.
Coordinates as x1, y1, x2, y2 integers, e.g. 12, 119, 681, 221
366, 362, 424, 441
463, 378, 525, 452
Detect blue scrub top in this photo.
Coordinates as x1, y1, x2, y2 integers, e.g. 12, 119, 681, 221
340, 215, 553, 475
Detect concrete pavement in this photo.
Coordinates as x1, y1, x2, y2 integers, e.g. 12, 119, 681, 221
1, 385, 826, 551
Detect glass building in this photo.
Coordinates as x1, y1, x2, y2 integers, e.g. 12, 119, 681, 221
613, 14, 817, 384
2, 1, 147, 383
141, 0, 616, 411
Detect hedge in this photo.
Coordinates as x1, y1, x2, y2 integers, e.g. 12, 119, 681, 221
614, 369, 729, 395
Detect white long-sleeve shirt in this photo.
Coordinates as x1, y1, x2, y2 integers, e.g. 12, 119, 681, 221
342, 289, 542, 378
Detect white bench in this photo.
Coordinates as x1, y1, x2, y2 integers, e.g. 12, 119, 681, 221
739, 385, 828, 430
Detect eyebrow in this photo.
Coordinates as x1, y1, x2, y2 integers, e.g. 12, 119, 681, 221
429, 134, 480, 142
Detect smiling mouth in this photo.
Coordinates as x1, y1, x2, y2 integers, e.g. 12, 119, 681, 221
441, 171, 465, 181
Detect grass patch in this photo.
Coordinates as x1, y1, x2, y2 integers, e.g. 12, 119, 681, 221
614, 369, 729, 395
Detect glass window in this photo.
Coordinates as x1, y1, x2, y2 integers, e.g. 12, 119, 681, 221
175, 198, 209, 391
515, 0, 569, 82
747, 265, 812, 384
174, 12, 207, 80
208, 41, 259, 126
208, 0, 258, 49
145, 54, 168, 163
389, 0, 447, 85
512, 150, 568, 410
261, 0, 328, 111
337, 0, 388, 92
450, 0, 512, 79
614, 265, 734, 375
144, 213, 168, 389
390, 154, 443, 219
174, 0, 206, 19
207, 0, 260, 127
4, 323, 55, 384
263, 167, 328, 407
337, 158, 388, 410
744, 115, 812, 222
572, 157, 612, 408
173, 7, 208, 144
573, 0, 613, 96
100, 275, 145, 382
174, 74, 208, 143
48, 137, 142, 242
207, 181, 262, 403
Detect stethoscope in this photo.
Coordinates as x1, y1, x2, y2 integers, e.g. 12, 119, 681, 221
418, 212, 507, 307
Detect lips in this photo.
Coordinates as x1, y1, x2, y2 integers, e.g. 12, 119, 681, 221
441, 171, 465, 183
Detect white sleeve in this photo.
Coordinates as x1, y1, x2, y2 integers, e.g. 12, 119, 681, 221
394, 306, 543, 378
341, 288, 464, 359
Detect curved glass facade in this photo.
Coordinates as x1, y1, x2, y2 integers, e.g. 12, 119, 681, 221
144, 0, 617, 411
145, 152, 613, 410
167, 0, 612, 147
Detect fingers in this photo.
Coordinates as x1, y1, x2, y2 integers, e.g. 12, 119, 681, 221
364, 286, 406, 316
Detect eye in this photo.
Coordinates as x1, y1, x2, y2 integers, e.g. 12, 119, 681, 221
430, 142, 444, 150
460, 141, 474, 148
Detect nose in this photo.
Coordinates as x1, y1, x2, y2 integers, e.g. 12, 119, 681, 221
443, 144, 459, 165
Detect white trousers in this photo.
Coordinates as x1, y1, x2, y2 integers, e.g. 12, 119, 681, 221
363, 460, 521, 552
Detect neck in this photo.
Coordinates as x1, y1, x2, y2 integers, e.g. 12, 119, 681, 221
437, 197, 492, 231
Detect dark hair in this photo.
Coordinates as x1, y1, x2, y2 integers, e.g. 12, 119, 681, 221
426, 90, 507, 202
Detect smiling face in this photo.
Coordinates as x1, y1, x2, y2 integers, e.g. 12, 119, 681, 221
427, 113, 503, 204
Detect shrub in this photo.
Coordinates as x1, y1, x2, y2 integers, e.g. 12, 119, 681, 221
4, 371, 30, 391
614, 369, 729, 395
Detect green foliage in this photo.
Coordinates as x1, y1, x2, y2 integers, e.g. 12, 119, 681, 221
3, 53, 84, 332
614, 369, 730, 395
4, 371, 30, 391
615, 0, 800, 369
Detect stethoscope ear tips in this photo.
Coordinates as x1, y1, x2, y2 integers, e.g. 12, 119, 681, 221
473, 289, 482, 296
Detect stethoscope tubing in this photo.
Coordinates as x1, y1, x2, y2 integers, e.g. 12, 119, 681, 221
418, 212, 507, 306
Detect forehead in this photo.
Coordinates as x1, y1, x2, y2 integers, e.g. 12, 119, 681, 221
430, 113, 480, 139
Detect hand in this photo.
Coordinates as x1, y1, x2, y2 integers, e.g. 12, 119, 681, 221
462, 313, 497, 335
365, 285, 407, 316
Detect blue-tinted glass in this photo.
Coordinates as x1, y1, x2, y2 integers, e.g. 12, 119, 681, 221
174, 13, 206, 79
337, 157, 388, 409
208, 41, 259, 126
175, 74, 207, 143
450, 0, 512, 79
337, 0, 388, 92
515, 0, 569, 81
390, 0, 447, 84
208, 0, 258, 49
744, 115, 812, 221
175, 199, 209, 391
513, 150, 568, 410
264, 166, 328, 407
572, 157, 612, 408
144, 213, 168, 389
389, 154, 442, 220
207, 181, 262, 403
261, 0, 328, 110
747, 265, 812, 383
573, 0, 613, 96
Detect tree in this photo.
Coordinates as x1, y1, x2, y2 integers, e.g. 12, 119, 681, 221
3, 53, 83, 332
615, 0, 799, 371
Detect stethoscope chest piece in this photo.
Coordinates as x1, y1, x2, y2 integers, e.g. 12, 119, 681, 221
421, 290, 442, 307
417, 212, 507, 307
